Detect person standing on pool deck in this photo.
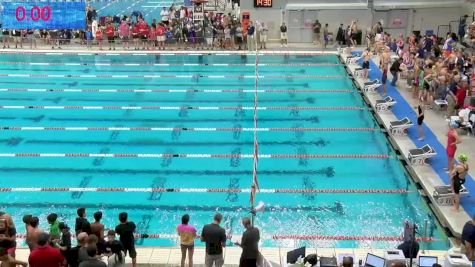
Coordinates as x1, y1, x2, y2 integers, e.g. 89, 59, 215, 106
280, 22, 288, 47
177, 214, 197, 267
201, 213, 226, 267
417, 105, 425, 141
247, 21, 255, 51
446, 122, 461, 174
115, 212, 137, 267
380, 47, 391, 96
235, 217, 260, 267
75, 208, 91, 235
452, 154, 469, 212
362, 49, 371, 80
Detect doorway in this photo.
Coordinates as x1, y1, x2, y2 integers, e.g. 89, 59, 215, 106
287, 10, 318, 43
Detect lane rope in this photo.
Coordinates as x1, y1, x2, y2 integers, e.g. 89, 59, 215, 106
0, 153, 392, 159
0, 188, 409, 193
12, 233, 438, 242
0, 88, 354, 94
0, 73, 345, 79
0, 105, 366, 111
0, 61, 343, 67
0, 50, 337, 56
0, 127, 378, 132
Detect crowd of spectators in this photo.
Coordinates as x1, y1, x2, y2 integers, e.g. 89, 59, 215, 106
0, 209, 260, 267
0, 4, 278, 51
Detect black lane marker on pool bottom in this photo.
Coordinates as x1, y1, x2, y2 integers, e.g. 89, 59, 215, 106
0, 201, 344, 214
71, 176, 92, 199
226, 178, 240, 203
0, 167, 337, 177
47, 116, 321, 123
135, 215, 152, 246
149, 177, 167, 201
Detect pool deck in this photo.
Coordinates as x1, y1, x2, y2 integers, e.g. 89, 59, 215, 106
340, 52, 472, 241
2, 44, 473, 265
13, 247, 450, 266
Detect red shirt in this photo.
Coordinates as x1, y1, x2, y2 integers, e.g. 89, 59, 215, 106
106, 25, 115, 38
138, 22, 149, 37
132, 26, 139, 37
456, 86, 467, 107
156, 26, 166, 36
29, 245, 64, 267
96, 30, 103, 40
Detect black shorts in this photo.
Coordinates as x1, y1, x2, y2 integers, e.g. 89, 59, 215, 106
140, 35, 147, 40
417, 115, 424, 126
453, 177, 465, 194
108, 36, 115, 43
362, 61, 370, 69
123, 244, 137, 258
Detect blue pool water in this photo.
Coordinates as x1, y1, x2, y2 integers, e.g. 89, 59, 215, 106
0, 53, 449, 249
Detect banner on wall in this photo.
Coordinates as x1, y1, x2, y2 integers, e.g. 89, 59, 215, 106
1, 2, 86, 30
193, 4, 204, 21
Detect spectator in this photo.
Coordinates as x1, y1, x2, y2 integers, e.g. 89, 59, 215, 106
104, 230, 125, 267
259, 22, 268, 50
390, 58, 403, 86
235, 218, 260, 267
462, 216, 475, 260
2, 29, 10, 49
91, 211, 105, 242
336, 24, 344, 46
397, 238, 419, 259
75, 208, 91, 235
247, 21, 255, 51
280, 22, 288, 47
313, 19, 321, 46
201, 213, 226, 267
26, 216, 43, 251
0, 211, 16, 257
28, 233, 65, 267
106, 22, 116, 50
323, 23, 329, 49
77, 232, 90, 263
0, 247, 27, 267
161, 7, 170, 25
86, 27, 93, 49
58, 222, 71, 254
115, 212, 137, 267
47, 213, 60, 242
342, 256, 353, 267
119, 20, 130, 49
178, 214, 197, 267
78, 245, 106, 267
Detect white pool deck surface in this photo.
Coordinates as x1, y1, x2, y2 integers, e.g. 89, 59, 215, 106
2, 43, 474, 265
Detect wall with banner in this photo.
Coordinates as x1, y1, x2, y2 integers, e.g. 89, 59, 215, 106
1, 2, 86, 30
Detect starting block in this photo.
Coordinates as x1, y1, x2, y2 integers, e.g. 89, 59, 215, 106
433, 185, 469, 206
354, 68, 366, 78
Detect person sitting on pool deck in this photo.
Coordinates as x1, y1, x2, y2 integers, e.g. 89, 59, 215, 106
115, 212, 137, 267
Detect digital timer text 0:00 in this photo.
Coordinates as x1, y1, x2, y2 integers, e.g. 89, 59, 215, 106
15, 5, 52, 22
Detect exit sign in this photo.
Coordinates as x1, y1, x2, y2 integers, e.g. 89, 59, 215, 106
254, 0, 272, 7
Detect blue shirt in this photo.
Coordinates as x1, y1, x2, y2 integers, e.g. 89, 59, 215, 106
247, 25, 255, 36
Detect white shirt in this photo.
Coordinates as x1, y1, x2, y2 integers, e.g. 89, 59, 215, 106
160, 10, 169, 21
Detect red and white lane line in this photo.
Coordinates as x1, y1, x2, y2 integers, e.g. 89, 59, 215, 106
0, 61, 342, 67
0, 153, 391, 159
0, 187, 408, 194
0, 73, 344, 79
0, 127, 378, 132
13, 233, 437, 242
0, 88, 354, 93
0, 105, 366, 111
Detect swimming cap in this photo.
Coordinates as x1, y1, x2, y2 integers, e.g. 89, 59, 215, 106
458, 154, 468, 162
449, 121, 459, 128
